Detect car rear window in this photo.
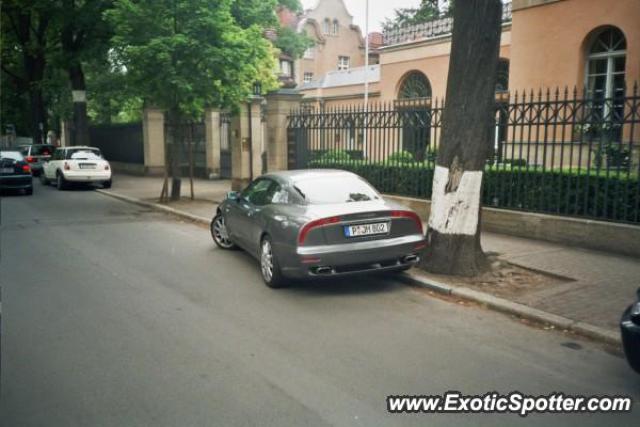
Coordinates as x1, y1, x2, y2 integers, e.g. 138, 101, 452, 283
31, 145, 55, 156
0, 151, 24, 161
66, 149, 103, 160
293, 175, 380, 204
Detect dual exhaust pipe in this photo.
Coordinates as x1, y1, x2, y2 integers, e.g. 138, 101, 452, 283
310, 254, 420, 275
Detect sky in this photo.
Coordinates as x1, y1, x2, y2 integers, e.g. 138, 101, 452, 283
300, 0, 422, 33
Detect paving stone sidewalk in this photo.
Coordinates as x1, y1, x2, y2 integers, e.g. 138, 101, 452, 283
103, 173, 640, 334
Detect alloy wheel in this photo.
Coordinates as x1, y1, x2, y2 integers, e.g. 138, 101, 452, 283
261, 240, 274, 283
212, 215, 234, 249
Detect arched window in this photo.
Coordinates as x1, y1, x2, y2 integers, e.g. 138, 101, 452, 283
398, 71, 432, 99
496, 59, 509, 92
323, 18, 330, 35
586, 27, 626, 101
332, 19, 339, 35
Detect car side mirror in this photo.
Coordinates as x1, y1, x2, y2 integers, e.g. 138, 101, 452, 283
226, 191, 239, 201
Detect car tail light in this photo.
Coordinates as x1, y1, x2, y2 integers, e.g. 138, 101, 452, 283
64, 162, 70, 170
105, 164, 110, 170
298, 216, 341, 245
26, 156, 35, 163
391, 210, 424, 234
21, 164, 31, 173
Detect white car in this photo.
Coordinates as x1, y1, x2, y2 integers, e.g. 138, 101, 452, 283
41, 146, 112, 190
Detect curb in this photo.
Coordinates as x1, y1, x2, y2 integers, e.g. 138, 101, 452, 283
96, 189, 211, 226
399, 271, 621, 347
97, 189, 621, 348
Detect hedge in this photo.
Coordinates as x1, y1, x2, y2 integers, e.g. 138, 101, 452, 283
309, 160, 640, 223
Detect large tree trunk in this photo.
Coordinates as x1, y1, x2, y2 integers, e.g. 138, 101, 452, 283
421, 0, 502, 276
166, 108, 182, 201
68, 63, 90, 146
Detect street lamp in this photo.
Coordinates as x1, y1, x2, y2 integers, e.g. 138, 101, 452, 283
253, 81, 262, 97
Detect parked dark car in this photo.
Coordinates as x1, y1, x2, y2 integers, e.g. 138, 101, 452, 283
621, 288, 640, 374
0, 150, 33, 195
210, 170, 426, 288
18, 144, 55, 176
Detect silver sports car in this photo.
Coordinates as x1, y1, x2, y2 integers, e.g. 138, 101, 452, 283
210, 170, 427, 288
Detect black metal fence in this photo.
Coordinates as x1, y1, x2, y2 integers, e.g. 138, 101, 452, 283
288, 84, 640, 224
165, 122, 207, 178
89, 122, 144, 164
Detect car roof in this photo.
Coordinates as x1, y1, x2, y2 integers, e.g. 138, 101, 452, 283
263, 169, 356, 184
61, 146, 100, 150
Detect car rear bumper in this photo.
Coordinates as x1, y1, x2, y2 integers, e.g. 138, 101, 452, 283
29, 163, 44, 174
283, 234, 426, 278
0, 175, 33, 189
63, 171, 111, 182
621, 307, 640, 374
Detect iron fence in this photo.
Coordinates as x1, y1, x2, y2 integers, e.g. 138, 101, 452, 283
89, 122, 144, 164
165, 122, 207, 178
288, 83, 640, 224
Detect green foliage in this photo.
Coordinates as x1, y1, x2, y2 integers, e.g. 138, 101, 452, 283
274, 27, 314, 59
318, 149, 352, 163
383, 0, 453, 31
308, 158, 640, 223
387, 151, 416, 163
277, 0, 303, 13
106, 0, 278, 121
231, 0, 278, 29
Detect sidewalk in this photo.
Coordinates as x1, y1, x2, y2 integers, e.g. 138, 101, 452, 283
102, 173, 640, 339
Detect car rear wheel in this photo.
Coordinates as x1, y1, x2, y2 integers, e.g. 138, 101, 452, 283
25, 187, 33, 196
40, 173, 49, 186
210, 214, 236, 249
260, 235, 287, 288
56, 173, 67, 191
103, 179, 112, 189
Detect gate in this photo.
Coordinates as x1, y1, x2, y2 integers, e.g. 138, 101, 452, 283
165, 122, 207, 178
220, 112, 232, 178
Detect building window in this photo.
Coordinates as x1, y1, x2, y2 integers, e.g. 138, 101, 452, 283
496, 59, 509, 92
280, 60, 293, 77
585, 27, 626, 101
323, 18, 330, 34
583, 27, 627, 144
304, 72, 314, 83
398, 71, 432, 99
303, 47, 314, 59
338, 56, 350, 71
332, 19, 339, 36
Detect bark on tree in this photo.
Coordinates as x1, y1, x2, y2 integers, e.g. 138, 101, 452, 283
68, 63, 90, 146
2, 8, 49, 143
421, 0, 502, 276
166, 109, 183, 201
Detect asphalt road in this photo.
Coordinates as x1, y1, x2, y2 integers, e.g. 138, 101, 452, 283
0, 184, 638, 426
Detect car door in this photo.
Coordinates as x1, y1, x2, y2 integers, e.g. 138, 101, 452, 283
228, 179, 274, 252
224, 180, 261, 248
242, 179, 280, 255
44, 149, 62, 178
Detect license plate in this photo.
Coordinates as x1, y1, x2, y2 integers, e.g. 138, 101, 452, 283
344, 222, 389, 237
79, 164, 96, 169
1, 167, 14, 174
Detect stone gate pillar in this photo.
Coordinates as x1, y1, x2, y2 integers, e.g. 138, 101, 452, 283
204, 108, 221, 178
142, 108, 166, 176
265, 89, 303, 172
230, 97, 263, 191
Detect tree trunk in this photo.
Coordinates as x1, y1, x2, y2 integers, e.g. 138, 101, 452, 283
420, 0, 502, 276
24, 48, 47, 143
166, 109, 182, 201
68, 63, 90, 146
27, 82, 47, 145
